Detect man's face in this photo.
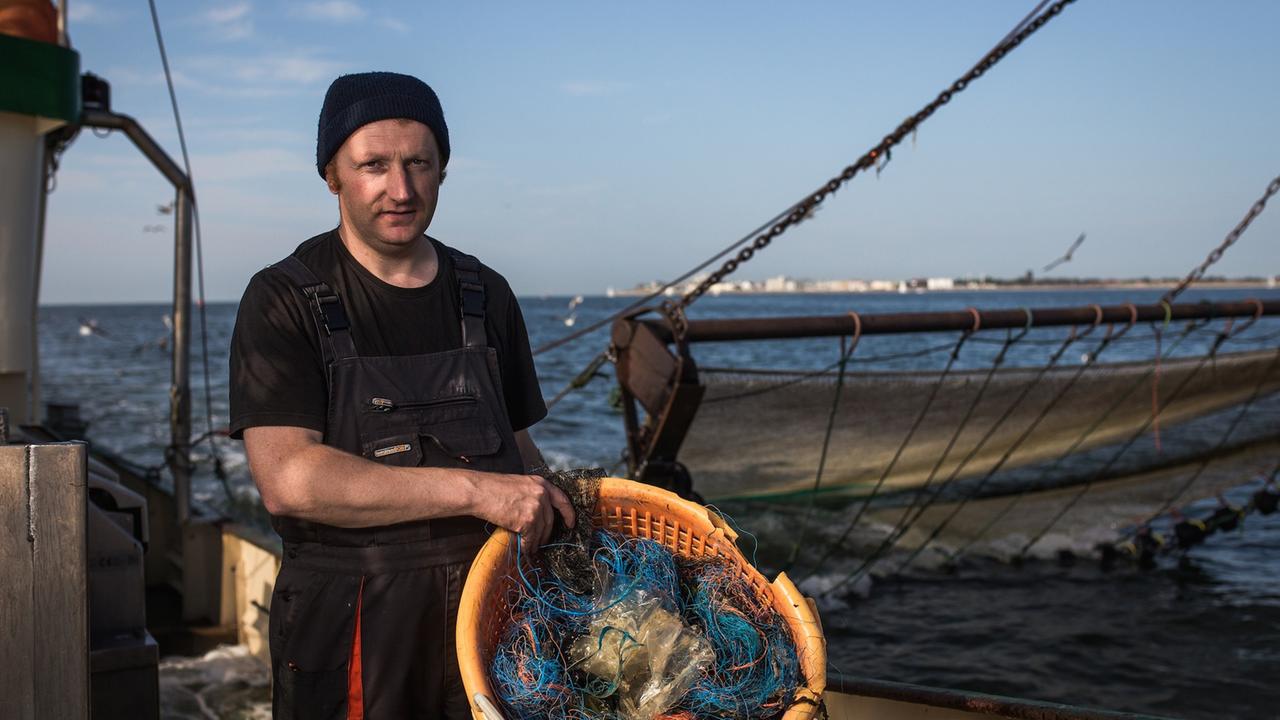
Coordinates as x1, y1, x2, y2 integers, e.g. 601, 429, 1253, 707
327, 118, 443, 254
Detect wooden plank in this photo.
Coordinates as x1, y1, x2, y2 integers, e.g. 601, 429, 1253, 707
225, 525, 280, 663
29, 442, 89, 720
0, 445, 36, 720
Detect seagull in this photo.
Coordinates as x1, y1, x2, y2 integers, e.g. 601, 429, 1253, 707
157, 201, 174, 215
564, 295, 584, 326
1042, 233, 1086, 273
78, 317, 108, 337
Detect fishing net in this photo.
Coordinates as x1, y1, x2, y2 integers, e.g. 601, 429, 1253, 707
535, 466, 605, 594
661, 315, 1280, 574
684, 349, 1280, 503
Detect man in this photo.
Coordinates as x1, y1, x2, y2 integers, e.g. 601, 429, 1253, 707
229, 71, 575, 720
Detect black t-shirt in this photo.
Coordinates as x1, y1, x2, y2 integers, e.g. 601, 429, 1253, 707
228, 230, 546, 439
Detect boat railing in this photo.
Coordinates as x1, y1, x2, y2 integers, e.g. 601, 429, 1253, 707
612, 298, 1279, 494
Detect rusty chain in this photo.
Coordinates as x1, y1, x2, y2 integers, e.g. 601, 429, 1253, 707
660, 0, 1079, 337
1162, 174, 1280, 305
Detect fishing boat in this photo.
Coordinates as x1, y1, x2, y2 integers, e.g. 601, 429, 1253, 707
3, 2, 1274, 718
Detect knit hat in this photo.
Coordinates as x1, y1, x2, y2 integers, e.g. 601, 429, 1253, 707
315, 71, 450, 178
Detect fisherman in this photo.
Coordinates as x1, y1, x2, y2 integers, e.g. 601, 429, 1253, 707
228, 71, 575, 719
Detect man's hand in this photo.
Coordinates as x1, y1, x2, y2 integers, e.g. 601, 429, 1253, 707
471, 473, 576, 556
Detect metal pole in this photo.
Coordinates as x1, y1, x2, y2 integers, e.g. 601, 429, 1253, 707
171, 189, 193, 524
80, 110, 187, 188
79, 109, 192, 525
640, 298, 1280, 344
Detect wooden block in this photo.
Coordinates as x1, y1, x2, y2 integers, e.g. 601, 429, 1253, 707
29, 442, 90, 720
0, 445, 37, 720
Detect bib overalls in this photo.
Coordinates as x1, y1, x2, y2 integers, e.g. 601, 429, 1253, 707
267, 248, 525, 719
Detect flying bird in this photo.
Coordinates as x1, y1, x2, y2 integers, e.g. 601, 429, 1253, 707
78, 318, 108, 338
1042, 232, 1086, 273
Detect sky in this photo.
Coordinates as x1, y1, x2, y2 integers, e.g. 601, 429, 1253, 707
39, 0, 1280, 303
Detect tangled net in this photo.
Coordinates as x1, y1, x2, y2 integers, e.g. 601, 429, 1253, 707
490, 472, 802, 719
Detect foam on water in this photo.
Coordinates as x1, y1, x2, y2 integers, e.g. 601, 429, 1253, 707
158, 645, 270, 720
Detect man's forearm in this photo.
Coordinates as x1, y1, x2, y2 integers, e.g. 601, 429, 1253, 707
252, 433, 482, 528
245, 425, 575, 543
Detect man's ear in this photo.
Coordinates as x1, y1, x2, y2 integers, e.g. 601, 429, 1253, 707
324, 161, 340, 194
439, 167, 447, 186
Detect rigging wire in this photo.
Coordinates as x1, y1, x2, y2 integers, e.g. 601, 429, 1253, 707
697, 339, 963, 402
146, 0, 235, 506
785, 321, 862, 569
793, 171, 1279, 579
812, 325, 1031, 590
968, 169, 1280, 557
530, 204, 798, 357
826, 310, 1129, 587
667, 0, 1080, 327
532, 0, 1078, 356
1131, 348, 1280, 532
1161, 175, 1280, 305
543, 352, 611, 413
947, 320, 1212, 561
797, 329, 974, 583
859, 329, 1028, 568
890, 325, 1108, 575
1013, 318, 1253, 559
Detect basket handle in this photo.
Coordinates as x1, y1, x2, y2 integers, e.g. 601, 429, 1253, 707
474, 693, 506, 720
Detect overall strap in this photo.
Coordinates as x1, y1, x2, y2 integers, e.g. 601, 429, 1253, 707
273, 256, 358, 364
447, 248, 488, 348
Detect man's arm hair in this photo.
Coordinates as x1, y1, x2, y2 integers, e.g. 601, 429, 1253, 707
244, 426, 574, 547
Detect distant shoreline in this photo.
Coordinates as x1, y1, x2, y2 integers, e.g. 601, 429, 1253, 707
607, 280, 1278, 297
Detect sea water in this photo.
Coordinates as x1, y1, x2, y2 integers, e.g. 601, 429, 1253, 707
38, 287, 1280, 719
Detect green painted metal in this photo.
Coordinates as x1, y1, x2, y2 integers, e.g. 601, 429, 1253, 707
0, 33, 80, 122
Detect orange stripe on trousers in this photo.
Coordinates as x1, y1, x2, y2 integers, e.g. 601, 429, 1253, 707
347, 577, 365, 720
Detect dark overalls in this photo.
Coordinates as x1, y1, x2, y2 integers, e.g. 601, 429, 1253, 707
268, 249, 525, 720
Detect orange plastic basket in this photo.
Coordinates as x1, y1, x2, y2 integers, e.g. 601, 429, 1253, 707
457, 477, 826, 720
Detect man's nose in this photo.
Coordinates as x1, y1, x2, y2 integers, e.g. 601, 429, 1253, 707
386, 164, 414, 202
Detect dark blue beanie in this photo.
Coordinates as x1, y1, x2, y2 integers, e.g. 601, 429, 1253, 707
316, 71, 450, 178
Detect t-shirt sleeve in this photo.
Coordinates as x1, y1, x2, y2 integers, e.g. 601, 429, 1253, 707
495, 283, 547, 432
228, 268, 328, 438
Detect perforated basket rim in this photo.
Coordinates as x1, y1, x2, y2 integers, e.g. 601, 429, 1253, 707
456, 477, 826, 720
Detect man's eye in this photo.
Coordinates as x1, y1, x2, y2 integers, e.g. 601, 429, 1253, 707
362, 161, 385, 171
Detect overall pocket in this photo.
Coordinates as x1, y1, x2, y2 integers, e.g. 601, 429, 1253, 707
358, 393, 506, 471
270, 569, 361, 720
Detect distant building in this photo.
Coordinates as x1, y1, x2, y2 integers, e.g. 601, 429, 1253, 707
810, 279, 870, 292
763, 275, 798, 292
926, 277, 955, 290
708, 280, 754, 295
